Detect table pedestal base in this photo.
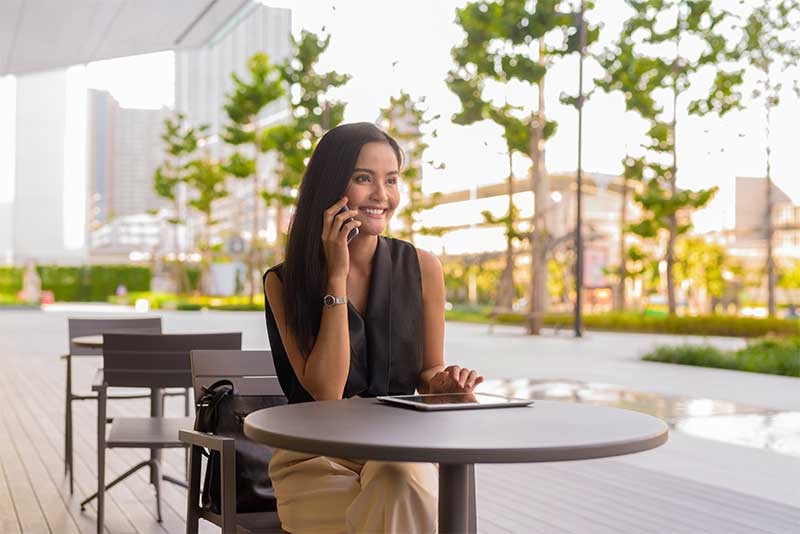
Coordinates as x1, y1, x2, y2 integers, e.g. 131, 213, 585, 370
439, 463, 476, 534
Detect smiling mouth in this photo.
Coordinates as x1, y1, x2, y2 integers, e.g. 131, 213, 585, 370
360, 208, 387, 217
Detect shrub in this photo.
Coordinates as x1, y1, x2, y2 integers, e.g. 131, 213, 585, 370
445, 307, 800, 338
643, 339, 800, 377
0, 267, 23, 294
33, 265, 151, 302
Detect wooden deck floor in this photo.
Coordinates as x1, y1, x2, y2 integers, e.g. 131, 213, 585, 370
1, 314, 799, 533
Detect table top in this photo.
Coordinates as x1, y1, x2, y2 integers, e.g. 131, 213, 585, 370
71, 334, 103, 347
244, 397, 668, 464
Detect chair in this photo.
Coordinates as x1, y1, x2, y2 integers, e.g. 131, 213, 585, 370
180, 349, 286, 534
64, 317, 179, 495
80, 332, 242, 534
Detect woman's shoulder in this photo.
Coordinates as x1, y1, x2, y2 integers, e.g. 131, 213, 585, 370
415, 247, 442, 279
381, 236, 441, 272
264, 263, 285, 279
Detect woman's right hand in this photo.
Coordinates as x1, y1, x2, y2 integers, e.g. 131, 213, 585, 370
321, 196, 361, 281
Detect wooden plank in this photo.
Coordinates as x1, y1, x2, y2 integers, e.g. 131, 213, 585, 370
2, 388, 82, 534
487, 464, 714, 534
0, 383, 50, 533
0, 461, 22, 534
478, 467, 644, 534
0, 357, 136, 534
557, 460, 799, 533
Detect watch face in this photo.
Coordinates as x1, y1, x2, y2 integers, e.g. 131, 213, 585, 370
324, 295, 334, 306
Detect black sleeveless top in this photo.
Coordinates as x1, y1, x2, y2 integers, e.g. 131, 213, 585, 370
263, 236, 424, 404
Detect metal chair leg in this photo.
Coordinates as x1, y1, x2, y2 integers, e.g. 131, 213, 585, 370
152, 458, 163, 523
95, 386, 106, 534
64, 354, 74, 494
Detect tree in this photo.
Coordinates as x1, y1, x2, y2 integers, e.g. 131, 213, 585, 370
184, 157, 229, 293
263, 31, 351, 260
598, 0, 741, 315
222, 52, 285, 303
478, 104, 532, 310
674, 236, 728, 313
734, 0, 800, 316
448, 0, 592, 334
615, 155, 646, 310
153, 113, 207, 294
378, 91, 443, 244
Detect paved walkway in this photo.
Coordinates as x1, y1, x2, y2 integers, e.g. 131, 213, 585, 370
0, 308, 798, 533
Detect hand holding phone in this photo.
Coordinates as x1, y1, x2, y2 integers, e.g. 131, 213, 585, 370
337, 205, 360, 243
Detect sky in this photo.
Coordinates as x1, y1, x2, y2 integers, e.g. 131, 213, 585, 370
1, 0, 799, 241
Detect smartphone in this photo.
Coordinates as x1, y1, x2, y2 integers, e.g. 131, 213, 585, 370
337, 205, 360, 243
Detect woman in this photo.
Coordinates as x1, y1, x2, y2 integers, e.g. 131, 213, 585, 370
263, 122, 483, 533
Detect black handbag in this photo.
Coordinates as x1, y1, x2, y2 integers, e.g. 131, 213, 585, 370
194, 379, 288, 514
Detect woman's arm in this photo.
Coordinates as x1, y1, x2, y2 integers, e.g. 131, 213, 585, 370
416, 249, 483, 394
264, 197, 361, 401
265, 273, 351, 401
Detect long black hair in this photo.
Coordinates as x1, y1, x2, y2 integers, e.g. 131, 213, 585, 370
282, 122, 403, 356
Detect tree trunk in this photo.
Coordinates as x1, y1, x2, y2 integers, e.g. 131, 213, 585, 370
248, 126, 260, 304
615, 177, 628, 312
666, 41, 680, 316
527, 42, 548, 335
496, 151, 515, 310
765, 92, 776, 317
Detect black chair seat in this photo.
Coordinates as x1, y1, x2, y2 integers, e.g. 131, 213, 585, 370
107, 417, 194, 448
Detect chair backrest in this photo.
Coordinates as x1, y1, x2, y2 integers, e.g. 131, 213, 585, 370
67, 317, 162, 356
102, 332, 242, 389
190, 350, 285, 403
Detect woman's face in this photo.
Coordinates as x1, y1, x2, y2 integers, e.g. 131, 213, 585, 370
343, 141, 401, 237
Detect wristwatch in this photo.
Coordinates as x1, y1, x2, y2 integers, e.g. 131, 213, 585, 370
323, 294, 347, 308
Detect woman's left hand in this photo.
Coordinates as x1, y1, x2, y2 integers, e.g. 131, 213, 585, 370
426, 365, 484, 394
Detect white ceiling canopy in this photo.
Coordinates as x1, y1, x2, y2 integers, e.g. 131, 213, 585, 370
1, 0, 252, 76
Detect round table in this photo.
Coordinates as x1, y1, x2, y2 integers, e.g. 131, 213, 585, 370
244, 397, 668, 533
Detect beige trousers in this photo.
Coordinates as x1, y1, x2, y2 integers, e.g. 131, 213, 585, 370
269, 447, 439, 534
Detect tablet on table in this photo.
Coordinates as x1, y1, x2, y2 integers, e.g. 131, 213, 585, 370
376, 392, 533, 411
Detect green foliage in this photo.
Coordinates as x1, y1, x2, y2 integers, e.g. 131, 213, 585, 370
35, 265, 151, 302
223, 53, 285, 129
154, 113, 207, 206
221, 51, 286, 185
447, 0, 592, 139
0, 267, 23, 294
185, 158, 228, 231
674, 237, 728, 300
379, 91, 442, 242
442, 260, 502, 304
642, 338, 800, 377
544, 313, 800, 338
266, 30, 351, 216
597, 0, 739, 313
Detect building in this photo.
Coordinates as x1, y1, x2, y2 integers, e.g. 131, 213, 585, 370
0, 0, 261, 266
417, 172, 637, 310
87, 90, 169, 230
12, 69, 86, 264
174, 3, 292, 250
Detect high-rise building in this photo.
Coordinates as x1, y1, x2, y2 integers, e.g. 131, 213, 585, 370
87, 89, 116, 232
86, 90, 169, 260
87, 89, 169, 227
174, 3, 292, 250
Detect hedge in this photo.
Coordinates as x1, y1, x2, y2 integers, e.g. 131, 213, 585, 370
445, 308, 800, 338
0, 267, 23, 294
642, 339, 800, 377
547, 313, 800, 338
33, 265, 151, 302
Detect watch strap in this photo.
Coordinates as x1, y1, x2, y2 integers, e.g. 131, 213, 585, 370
323, 294, 347, 308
